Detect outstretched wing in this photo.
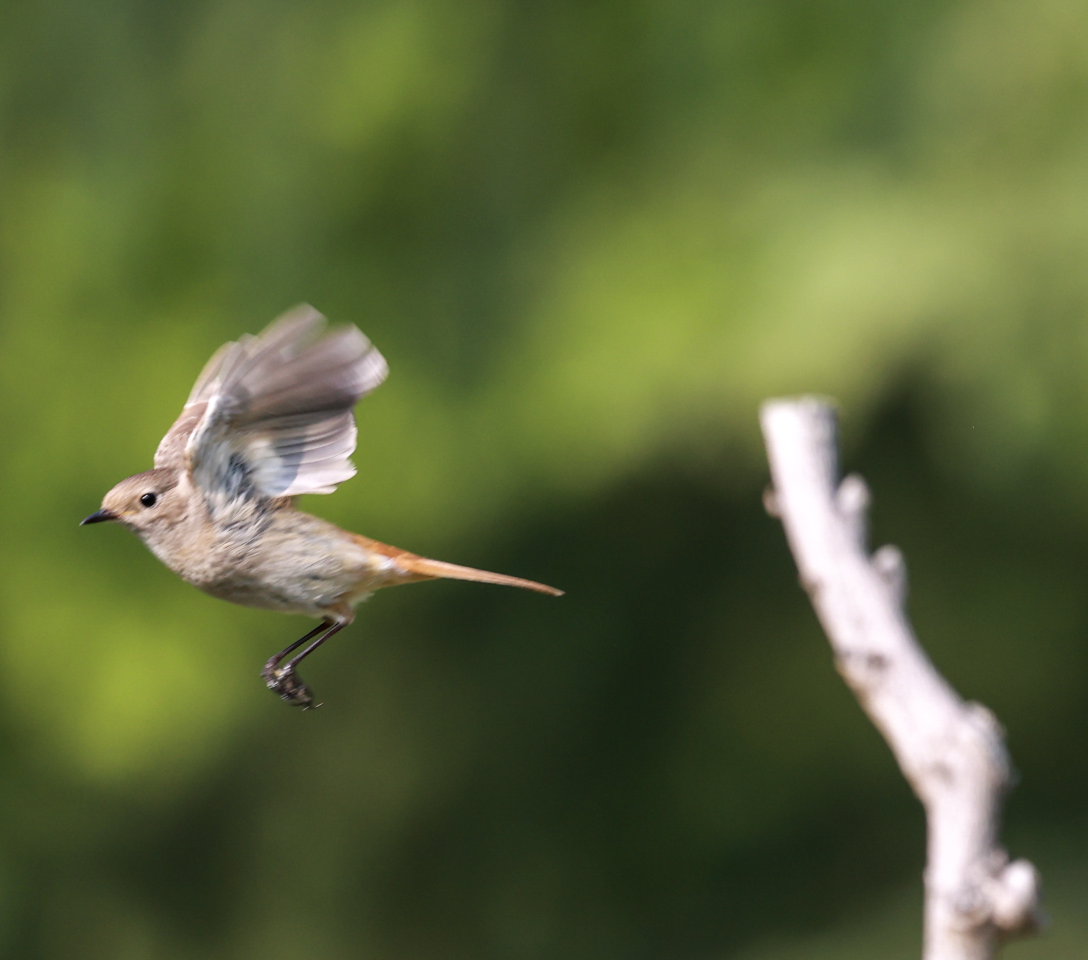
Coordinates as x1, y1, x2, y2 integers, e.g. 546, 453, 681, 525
154, 305, 388, 504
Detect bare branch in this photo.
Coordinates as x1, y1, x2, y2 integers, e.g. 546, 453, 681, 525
760, 397, 1041, 960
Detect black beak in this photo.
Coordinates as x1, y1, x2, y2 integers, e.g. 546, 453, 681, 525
80, 509, 117, 526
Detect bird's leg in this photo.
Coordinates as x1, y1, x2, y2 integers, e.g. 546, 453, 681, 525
264, 622, 329, 671
262, 620, 346, 709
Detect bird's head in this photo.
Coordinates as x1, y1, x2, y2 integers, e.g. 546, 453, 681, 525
81, 468, 183, 536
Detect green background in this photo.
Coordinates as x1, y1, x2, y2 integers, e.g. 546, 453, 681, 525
2, 0, 1088, 955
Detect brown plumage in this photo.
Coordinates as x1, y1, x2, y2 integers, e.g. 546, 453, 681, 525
82, 306, 562, 707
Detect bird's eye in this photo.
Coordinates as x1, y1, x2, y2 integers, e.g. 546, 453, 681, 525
140, 493, 158, 507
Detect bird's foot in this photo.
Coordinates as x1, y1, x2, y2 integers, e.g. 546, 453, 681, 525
261, 661, 320, 709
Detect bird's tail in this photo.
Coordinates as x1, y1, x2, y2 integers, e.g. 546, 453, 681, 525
396, 555, 564, 596
353, 532, 564, 596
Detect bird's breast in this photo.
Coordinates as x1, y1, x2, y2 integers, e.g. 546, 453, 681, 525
182, 508, 402, 616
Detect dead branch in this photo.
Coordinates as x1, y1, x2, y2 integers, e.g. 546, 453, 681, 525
760, 397, 1040, 960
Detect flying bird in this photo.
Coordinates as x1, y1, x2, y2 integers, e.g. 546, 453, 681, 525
82, 306, 562, 707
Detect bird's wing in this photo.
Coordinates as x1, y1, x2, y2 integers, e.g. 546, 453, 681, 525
154, 305, 388, 502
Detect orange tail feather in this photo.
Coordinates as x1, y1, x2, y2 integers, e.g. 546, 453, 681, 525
397, 555, 564, 596
352, 532, 564, 596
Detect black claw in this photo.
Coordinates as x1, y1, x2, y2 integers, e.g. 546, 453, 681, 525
262, 663, 317, 708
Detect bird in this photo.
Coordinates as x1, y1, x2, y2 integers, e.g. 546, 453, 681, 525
81, 305, 562, 708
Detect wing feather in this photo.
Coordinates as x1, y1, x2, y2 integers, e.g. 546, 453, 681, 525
154, 305, 387, 505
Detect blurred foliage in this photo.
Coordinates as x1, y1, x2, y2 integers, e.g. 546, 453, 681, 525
2, 0, 1088, 955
